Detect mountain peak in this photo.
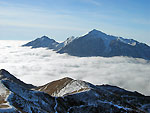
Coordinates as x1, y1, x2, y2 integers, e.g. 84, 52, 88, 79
0, 69, 9, 74
40, 36, 51, 40
88, 29, 106, 35
91, 29, 99, 32
0, 69, 13, 79
0, 69, 36, 89
37, 35, 56, 42
23, 35, 59, 49
60, 77, 73, 81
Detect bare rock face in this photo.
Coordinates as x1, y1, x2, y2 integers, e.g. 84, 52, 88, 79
0, 69, 150, 113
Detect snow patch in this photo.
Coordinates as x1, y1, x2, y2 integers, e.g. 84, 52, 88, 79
0, 81, 7, 96
98, 100, 131, 111
81, 29, 138, 52
0, 107, 19, 113
54, 97, 58, 113
54, 80, 90, 97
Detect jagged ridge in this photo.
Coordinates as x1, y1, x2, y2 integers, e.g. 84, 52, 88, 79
0, 69, 150, 113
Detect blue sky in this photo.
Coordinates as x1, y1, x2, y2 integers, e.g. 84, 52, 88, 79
0, 0, 150, 44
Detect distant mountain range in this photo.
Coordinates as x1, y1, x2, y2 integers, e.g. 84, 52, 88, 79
0, 69, 150, 112
23, 29, 150, 60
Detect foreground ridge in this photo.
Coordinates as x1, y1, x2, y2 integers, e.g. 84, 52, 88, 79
0, 69, 150, 113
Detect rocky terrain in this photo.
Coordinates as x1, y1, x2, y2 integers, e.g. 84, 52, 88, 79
0, 69, 150, 113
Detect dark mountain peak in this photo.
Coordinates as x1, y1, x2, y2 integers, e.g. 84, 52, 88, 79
38, 36, 55, 42
0, 69, 9, 75
41, 35, 49, 38
87, 29, 107, 36
0, 69, 36, 89
0, 69, 14, 79
40, 35, 51, 40
22, 36, 59, 49
90, 29, 101, 33
92, 28, 97, 31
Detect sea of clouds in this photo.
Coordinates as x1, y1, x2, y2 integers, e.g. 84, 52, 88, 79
0, 40, 150, 95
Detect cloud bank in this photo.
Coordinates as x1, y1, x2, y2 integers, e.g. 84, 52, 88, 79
0, 40, 150, 95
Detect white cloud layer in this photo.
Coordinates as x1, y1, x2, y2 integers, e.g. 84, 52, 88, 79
0, 40, 150, 95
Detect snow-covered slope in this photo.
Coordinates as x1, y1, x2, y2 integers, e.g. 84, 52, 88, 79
1, 69, 150, 113
22, 35, 75, 51
53, 79, 90, 97
22, 36, 59, 49
63, 36, 75, 45
2, 80, 57, 113
36, 77, 73, 96
83, 29, 138, 49
51, 36, 75, 51
58, 29, 150, 60
36, 77, 90, 97
0, 81, 7, 96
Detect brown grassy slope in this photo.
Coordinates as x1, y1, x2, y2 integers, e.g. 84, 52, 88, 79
35, 77, 73, 96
